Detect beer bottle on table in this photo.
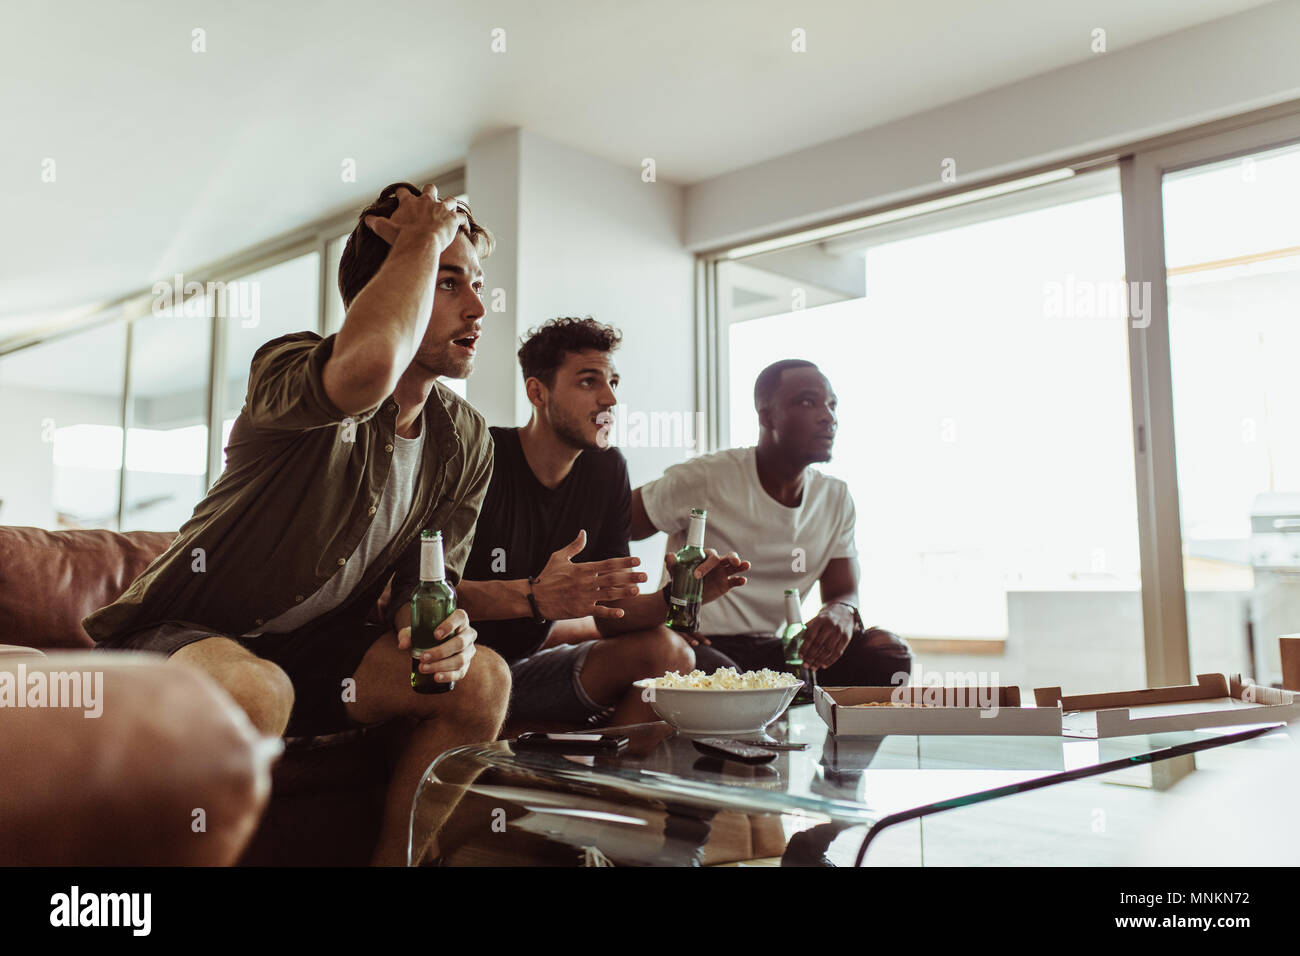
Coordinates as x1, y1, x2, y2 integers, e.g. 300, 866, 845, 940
410, 530, 457, 694
666, 508, 708, 633
781, 587, 815, 705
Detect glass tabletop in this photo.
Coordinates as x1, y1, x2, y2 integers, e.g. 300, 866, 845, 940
409, 704, 1284, 866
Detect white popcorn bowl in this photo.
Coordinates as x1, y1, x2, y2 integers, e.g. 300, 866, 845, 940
632, 679, 804, 737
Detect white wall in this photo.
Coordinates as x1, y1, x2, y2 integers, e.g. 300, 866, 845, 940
467, 128, 696, 572
685, 0, 1300, 250
464, 130, 524, 431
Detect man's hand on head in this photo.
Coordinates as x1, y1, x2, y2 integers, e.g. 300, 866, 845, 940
364, 183, 467, 254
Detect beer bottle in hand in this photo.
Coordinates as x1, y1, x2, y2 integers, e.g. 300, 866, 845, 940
666, 508, 708, 633
411, 530, 456, 694
781, 587, 815, 705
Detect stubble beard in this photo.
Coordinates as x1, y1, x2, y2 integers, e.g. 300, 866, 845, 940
414, 345, 473, 380
551, 405, 603, 452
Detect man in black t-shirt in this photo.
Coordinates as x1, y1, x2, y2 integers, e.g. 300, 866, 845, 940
457, 318, 750, 727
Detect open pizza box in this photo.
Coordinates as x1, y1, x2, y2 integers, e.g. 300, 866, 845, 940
1033, 673, 1300, 739
814, 684, 1062, 736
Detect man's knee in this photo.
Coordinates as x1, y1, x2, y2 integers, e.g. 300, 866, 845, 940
227, 658, 295, 737
861, 627, 912, 685
439, 645, 511, 720
633, 627, 695, 677
175, 641, 294, 738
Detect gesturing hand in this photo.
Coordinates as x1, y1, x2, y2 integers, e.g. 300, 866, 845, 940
663, 548, 749, 647
533, 530, 646, 621
665, 548, 750, 605
364, 183, 468, 253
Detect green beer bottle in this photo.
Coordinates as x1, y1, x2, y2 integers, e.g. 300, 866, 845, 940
781, 587, 815, 704
410, 530, 456, 694
665, 508, 708, 633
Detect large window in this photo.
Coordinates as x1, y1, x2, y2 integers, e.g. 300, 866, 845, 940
1164, 141, 1300, 684
218, 252, 322, 470
720, 169, 1147, 692
122, 301, 212, 531
0, 322, 126, 529
712, 109, 1300, 693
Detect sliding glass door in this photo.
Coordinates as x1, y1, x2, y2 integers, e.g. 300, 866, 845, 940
1162, 141, 1300, 685
710, 104, 1300, 693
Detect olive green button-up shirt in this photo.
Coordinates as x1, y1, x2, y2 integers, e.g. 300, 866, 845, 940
83, 331, 493, 643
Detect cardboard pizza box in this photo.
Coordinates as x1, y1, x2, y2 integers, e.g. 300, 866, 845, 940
1033, 673, 1300, 738
814, 684, 1062, 736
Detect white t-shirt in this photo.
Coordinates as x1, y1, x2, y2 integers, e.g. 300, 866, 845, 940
639, 446, 857, 637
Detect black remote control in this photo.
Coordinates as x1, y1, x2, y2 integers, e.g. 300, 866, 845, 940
692, 737, 778, 764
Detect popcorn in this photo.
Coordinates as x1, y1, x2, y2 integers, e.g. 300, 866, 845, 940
649, 667, 800, 690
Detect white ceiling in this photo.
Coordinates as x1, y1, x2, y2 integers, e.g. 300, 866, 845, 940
0, 0, 1278, 338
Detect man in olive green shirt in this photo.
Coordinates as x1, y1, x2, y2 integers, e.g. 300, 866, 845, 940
87, 182, 507, 866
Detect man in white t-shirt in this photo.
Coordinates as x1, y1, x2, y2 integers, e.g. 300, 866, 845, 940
630, 359, 912, 686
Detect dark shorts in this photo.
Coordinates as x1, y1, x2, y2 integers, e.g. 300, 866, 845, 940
693, 626, 913, 687
93, 615, 384, 738
506, 640, 614, 727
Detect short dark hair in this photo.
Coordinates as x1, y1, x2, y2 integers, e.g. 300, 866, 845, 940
754, 359, 820, 411
517, 317, 622, 387
337, 182, 494, 309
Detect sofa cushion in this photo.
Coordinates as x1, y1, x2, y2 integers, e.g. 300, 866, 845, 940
0, 526, 175, 650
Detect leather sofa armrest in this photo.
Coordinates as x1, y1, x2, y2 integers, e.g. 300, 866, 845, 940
0, 651, 279, 865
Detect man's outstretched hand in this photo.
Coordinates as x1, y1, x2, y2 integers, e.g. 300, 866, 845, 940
533, 530, 647, 621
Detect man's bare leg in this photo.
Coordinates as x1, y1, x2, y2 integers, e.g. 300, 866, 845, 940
171, 636, 295, 737
348, 635, 511, 866
577, 626, 694, 726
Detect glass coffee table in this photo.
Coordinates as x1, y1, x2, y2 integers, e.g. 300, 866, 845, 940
407, 705, 1284, 866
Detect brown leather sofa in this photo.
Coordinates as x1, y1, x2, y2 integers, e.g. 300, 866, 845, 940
0, 644, 277, 865
0, 525, 406, 865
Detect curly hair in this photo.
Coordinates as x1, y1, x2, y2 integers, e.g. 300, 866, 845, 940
517, 317, 623, 387
337, 182, 494, 309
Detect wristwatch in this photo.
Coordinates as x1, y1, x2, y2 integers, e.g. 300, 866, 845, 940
527, 575, 548, 625
825, 600, 863, 632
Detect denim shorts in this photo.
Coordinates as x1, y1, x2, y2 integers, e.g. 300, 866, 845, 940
506, 640, 614, 727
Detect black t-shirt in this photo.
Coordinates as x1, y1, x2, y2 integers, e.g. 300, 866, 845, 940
464, 426, 632, 663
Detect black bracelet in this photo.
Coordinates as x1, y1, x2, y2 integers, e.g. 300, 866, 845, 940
527, 576, 548, 625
